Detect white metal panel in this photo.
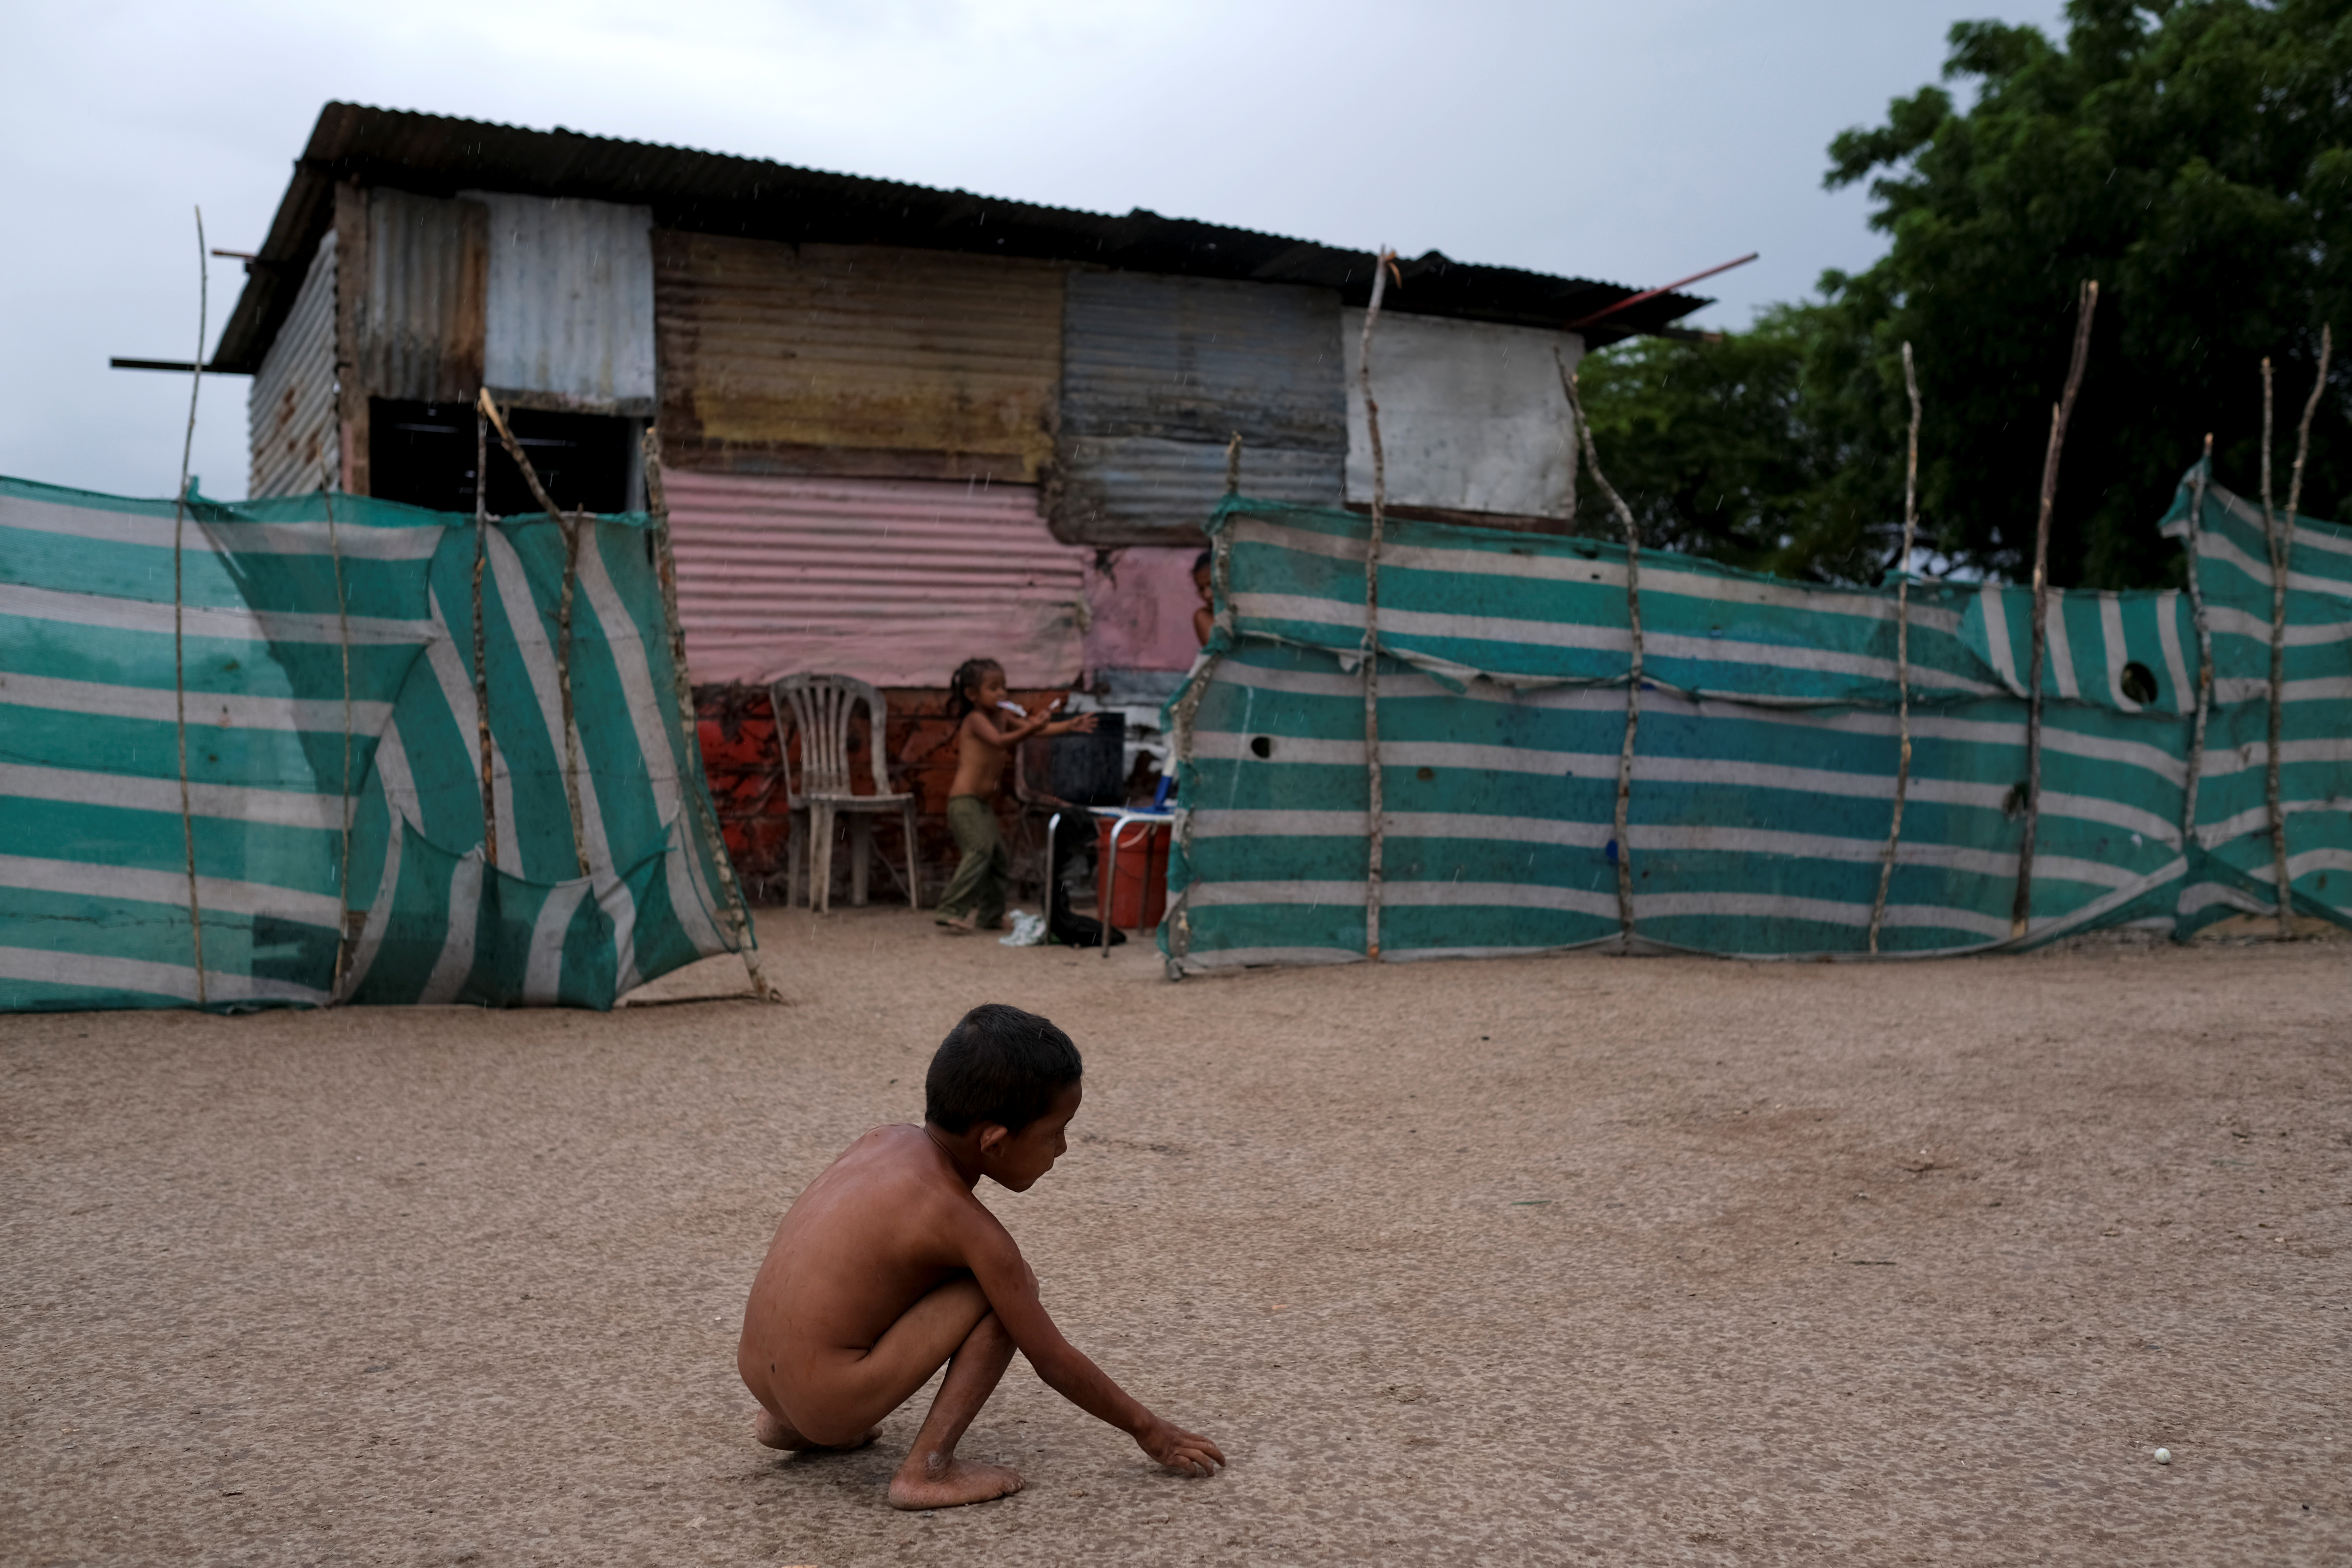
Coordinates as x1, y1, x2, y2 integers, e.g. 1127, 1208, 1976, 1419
1342, 311, 1583, 521
247, 231, 339, 498
472, 192, 656, 414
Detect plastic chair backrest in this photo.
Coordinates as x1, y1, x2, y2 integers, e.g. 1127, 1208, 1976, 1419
768, 674, 891, 808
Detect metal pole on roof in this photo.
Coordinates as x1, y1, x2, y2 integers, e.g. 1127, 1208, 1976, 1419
2012, 280, 2098, 940
1563, 253, 1758, 333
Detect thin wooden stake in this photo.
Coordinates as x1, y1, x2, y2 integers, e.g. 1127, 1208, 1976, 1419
479, 388, 590, 880
2180, 434, 2215, 847
2012, 279, 2099, 939
2264, 325, 2333, 936
472, 407, 497, 870
1223, 431, 1243, 496
1358, 250, 1398, 961
171, 206, 209, 1008
1869, 342, 1923, 954
1560, 351, 1642, 941
324, 457, 356, 994
642, 428, 774, 1001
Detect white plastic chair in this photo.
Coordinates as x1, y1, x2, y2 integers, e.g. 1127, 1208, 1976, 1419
769, 674, 921, 914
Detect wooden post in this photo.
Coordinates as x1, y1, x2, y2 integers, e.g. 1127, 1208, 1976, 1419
171, 207, 210, 1008
478, 388, 591, 880
2012, 280, 2098, 939
472, 407, 498, 870
641, 428, 774, 1001
1559, 351, 1642, 942
2180, 435, 2215, 848
1869, 342, 1923, 954
2264, 325, 2334, 936
1358, 251, 1398, 961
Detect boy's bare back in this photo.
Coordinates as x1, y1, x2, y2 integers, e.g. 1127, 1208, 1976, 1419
737, 1006, 1222, 1510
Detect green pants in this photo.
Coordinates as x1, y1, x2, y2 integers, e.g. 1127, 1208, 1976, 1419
936, 795, 1009, 927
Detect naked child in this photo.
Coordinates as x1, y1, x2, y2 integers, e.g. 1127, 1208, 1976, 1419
737, 1003, 1225, 1508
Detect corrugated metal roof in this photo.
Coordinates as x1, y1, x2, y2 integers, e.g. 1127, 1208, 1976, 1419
663, 471, 1087, 688
1343, 310, 1584, 521
361, 187, 486, 402
247, 230, 338, 498
216, 103, 1714, 373
472, 192, 657, 414
1061, 273, 1345, 448
1056, 271, 1345, 545
655, 234, 1062, 481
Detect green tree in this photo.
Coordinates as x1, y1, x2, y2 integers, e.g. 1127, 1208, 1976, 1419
1585, 0, 2351, 588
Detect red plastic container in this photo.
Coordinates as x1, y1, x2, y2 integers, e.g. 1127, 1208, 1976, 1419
1095, 817, 1170, 932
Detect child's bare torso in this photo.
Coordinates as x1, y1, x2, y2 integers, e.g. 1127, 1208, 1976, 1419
741, 1126, 994, 1384
947, 717, 1011, 799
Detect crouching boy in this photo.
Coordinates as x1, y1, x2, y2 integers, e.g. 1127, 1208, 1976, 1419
737, 1003, 1225, 1508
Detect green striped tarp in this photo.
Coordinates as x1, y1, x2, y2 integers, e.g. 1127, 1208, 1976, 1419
0, 476, 744, 1012
1161, 470, 2352, 969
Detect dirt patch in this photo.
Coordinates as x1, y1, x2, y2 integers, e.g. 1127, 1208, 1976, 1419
4, 910, 2348, 1565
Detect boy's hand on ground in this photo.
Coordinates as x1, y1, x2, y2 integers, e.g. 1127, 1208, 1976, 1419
1136, 1415, 1225, 1477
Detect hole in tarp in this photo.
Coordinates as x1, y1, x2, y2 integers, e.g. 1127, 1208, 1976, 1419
2002, 781, 2030, 820
1248, 735, 1274, 760
2121, 661, 2159, 705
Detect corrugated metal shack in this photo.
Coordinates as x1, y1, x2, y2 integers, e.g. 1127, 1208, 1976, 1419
214, 103, 1709, 899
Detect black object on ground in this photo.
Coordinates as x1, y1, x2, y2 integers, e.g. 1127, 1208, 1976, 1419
1046, 812, 1124, 948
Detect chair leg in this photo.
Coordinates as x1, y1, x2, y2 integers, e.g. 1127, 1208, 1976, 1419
812, 803, 835, 915
901, 802, 922, 909
787, 807, 807, 910
849, 815, 873, 906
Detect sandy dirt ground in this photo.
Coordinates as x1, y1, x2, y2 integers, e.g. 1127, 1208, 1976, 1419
4, 908, 2349, 1566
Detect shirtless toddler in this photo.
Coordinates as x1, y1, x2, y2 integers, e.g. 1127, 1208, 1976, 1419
737, 1004, 1225, 1508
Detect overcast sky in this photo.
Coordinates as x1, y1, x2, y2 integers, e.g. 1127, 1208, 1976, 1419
2, 0, 2067, 502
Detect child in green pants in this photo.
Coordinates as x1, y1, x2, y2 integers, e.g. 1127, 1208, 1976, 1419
934, 659, 1095, 933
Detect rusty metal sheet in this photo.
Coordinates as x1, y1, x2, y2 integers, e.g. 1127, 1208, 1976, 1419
654, 235, 1063, 482
359, 188, 487, 403
1053, 272, 1344, 545
1343, 311, 1584, 521
247, 231, 338, 498
662, 471, 1086, 688
470, 192, 655, 415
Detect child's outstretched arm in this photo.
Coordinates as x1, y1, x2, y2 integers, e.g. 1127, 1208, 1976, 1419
956, 1206, 1224, 1476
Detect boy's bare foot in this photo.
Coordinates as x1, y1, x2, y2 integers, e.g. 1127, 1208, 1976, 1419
936, 913, 976, 935
754, 1408, 877, 1452
887, 1455, 1025, 1510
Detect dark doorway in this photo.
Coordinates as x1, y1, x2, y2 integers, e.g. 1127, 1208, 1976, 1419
369, 398, 634, 516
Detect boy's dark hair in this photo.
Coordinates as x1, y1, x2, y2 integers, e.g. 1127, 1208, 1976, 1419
926, 1004, 1083, 1133
945, 657, 1003, 721
1192, 548, 1213, 574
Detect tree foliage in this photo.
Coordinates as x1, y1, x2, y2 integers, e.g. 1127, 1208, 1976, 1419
1579, 0, 2351, 587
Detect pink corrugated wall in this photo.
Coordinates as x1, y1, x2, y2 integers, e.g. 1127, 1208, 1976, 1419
665, 471, 1089, 688
1081, 546, 1209, 673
